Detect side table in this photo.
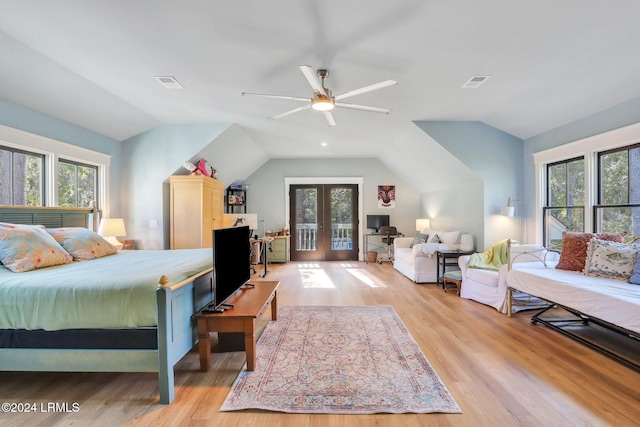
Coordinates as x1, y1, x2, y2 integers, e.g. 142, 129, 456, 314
435, 250, 473, 288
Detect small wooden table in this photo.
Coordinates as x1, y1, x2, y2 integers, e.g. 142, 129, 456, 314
194, 281, 279, 372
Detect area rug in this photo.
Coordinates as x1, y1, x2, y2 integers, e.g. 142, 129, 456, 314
220, 305, 461, 414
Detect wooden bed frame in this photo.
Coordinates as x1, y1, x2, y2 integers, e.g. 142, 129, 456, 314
0, 206, 213, 404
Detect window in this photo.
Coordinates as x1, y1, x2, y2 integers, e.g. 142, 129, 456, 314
58, 159, 98, 208
595, 143, 640, 238
0, 146, 45, 206
543, 157, 585, 250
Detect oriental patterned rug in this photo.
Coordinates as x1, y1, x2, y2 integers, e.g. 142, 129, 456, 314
220, 305, 461, 414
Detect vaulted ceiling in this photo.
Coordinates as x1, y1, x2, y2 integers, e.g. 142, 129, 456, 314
1, 1, 639, 158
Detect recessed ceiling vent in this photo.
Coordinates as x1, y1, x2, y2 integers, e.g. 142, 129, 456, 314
155, 76, 184, 89
462, 75, 490, 88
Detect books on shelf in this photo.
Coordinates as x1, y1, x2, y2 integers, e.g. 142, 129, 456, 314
229, 184, 248, 190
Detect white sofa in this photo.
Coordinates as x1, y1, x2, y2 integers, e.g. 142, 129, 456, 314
393, 230, 470, 283
458, 244, 559, 313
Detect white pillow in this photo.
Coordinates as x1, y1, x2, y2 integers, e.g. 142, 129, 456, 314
438, 231, 460, 244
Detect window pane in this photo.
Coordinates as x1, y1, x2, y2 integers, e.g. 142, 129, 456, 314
544, 207, 584, 251
11, 151, 43, 206
0, 149, 11, 205
295, 188, 317, 251
77, 165, 96, 208
58, 162, 77, 207
630, 147, 640, 204
596, 206, 636, 236
548, 163, 566, 207
566, 159, 584, 206
600, 150, 628, 205
330, 187, 353, 251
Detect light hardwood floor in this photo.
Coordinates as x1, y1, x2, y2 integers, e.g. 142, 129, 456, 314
1, 261, 639, 426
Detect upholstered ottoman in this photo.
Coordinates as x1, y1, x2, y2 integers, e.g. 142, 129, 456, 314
443, 270, 462, 295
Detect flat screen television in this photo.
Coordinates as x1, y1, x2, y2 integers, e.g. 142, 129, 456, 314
211, 225, 251, 310
366, 214, 390, 232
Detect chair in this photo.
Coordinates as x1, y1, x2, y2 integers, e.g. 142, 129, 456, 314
377, 225, 398, 263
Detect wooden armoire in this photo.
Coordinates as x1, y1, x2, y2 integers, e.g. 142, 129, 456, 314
169, 175, 224, 249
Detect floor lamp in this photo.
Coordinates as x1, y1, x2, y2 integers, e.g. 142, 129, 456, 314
503, 197, 523, 244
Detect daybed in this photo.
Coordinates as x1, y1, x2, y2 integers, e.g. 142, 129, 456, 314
393, 229, 470, 283
458, 243, 559, 313
505, 233, 640, 370
0, 207, 214, 404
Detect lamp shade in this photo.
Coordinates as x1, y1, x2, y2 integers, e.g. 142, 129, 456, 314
502, 206, 515, 217
98, 218, 127, 237
416, 218, 430, 232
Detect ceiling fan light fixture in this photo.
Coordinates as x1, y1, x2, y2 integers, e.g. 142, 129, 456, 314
311, 93, 335, 111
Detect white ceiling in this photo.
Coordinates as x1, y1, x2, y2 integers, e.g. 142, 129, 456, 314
1, 1, 639, 158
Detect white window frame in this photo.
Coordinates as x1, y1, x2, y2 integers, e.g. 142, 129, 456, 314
533, 122, 640, 243
0, 124, 111, 211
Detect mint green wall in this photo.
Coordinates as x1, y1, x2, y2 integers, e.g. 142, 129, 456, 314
523, 98, 640, 242
0, 98, 122, 215
245, 158, 421, 245
414, 121, 523, 249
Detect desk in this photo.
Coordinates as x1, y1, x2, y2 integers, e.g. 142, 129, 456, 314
194, 280, 279, 372
364, 232, 402, 263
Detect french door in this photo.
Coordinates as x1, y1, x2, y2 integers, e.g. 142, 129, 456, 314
289, 184, 358, 261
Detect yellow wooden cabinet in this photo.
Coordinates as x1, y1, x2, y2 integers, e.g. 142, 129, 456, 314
169, 175, 224, 249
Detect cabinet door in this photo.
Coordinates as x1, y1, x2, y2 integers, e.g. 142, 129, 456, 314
211, 185, 223, 230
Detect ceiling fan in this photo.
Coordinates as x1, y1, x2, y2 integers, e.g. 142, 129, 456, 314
242, 65, 397, 126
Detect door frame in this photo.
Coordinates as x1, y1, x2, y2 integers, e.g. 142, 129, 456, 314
284, 177, 364, 261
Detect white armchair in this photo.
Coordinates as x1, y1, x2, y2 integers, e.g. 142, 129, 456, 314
458, 243, 559, 313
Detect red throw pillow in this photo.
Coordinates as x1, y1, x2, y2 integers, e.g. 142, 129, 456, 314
555, 232, 625, 271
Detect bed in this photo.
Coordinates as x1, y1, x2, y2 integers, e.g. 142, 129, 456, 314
0, 206, 214, 404
505, 235, 640, 371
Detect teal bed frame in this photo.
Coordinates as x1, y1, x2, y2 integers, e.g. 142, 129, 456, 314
0, 206, 213, 404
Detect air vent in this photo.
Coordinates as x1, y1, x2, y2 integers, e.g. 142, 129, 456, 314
155, 76, 184, 89
462, 75, 490, 88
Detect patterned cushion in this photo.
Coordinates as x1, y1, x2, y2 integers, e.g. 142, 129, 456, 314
410, 233, 428, 248
555, 232, 625, 271
583, 238, 639, 281
0, 222, 72, 272
629, 252, 640, 285
47, 227, 117, 260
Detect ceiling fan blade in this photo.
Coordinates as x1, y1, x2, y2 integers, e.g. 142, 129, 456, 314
242, 92, 310, 102
334, 78, 397, 101
270, 104, 311, 120
299, 65, 327, 96
324, 111, 336, 127
335, 102, 391, 114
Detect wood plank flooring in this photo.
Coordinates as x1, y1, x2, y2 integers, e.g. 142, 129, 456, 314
1, 261, 639, 426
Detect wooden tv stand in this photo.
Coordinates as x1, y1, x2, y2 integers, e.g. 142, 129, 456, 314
194, 280, 279, 372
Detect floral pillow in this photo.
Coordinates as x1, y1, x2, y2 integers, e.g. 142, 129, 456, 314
583, 238, 639, 281
0, 222, 72, 272
47, 227, 117, 261
555, 232, 625, 271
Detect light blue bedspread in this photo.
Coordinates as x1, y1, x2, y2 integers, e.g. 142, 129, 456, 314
0, 249, 212, 330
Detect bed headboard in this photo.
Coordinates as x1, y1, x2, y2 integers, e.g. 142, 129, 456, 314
0, 205, 98, 230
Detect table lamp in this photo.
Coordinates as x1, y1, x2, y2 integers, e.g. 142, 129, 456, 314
98, 218, 127, 250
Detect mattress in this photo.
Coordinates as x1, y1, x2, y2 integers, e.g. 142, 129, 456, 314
0, 249, 212, 331
507, 261, 640, 334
